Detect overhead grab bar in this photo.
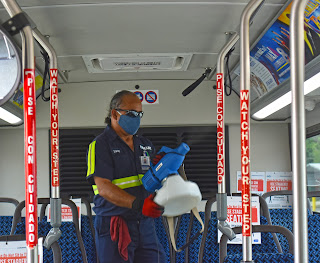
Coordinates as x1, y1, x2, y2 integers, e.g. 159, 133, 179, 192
32, 29, 62, 250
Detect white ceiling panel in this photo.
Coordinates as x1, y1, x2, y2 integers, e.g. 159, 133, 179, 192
0, 1, 288, 82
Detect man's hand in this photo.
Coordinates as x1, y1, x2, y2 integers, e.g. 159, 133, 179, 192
132, 194, 164, 218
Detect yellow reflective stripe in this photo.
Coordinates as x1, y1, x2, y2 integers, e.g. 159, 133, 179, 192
87, 141, 96, 177
112, 174, 144, 189
92, 185, 99, 195
86, 143, 92, 177
90, 141, 96, 175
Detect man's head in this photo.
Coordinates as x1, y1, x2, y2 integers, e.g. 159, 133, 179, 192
105, 90, 143, 136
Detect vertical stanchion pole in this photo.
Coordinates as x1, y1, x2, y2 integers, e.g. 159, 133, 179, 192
290, 1, 309, 262
24, 55, 38, 263
216, 33, 239, 240
240, 0, 263, 262
32, 29, 62, 248
0, 1, 38, 262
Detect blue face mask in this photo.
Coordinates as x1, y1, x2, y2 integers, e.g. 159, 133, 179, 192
117, 112, 141, 135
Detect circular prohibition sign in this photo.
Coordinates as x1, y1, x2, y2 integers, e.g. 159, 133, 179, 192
145, 91, 158, 104
134, 91, 144, 102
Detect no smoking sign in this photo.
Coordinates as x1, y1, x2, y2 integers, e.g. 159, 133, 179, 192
130, 90, 159, 105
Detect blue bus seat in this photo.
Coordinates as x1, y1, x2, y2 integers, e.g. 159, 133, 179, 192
0, 216, 14, 235
187, 212, 205, 263
226, 217, 289, 255
308, 214, 320, 263
154, 216, 171, 263
0, 197, 19, 236
223, 253, 294, 263
81, 215, 97, 263
220, 225, 294, 263
39, 198, 97, 263
15, 216, 84, 263
11, 198, 88, 263
198, 211, 219, 263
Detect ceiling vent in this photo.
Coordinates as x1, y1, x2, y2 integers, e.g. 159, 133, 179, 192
82, 54, 192, 73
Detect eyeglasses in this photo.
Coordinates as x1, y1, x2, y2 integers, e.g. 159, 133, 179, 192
115, 109, 144, 118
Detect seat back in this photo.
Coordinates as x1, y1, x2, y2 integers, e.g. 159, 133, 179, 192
0, 197, 19, 236
226, 217, 286, 255
261, 190, 313, 253
220, 225, 294, 263
11, 198, 88, 263
154, 216, 171, 263
39, 198, 97, 263
308, 213, 320, 263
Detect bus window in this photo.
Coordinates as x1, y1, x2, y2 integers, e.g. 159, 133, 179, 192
306, 133, 320, 212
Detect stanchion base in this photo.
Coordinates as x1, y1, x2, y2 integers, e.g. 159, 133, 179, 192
241, 261, 255, 263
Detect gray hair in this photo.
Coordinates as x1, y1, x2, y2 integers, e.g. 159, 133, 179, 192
105, 90, 136, 125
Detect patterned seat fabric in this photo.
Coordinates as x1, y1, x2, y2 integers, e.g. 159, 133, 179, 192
269, 209, 293, 253
188, 212, 205, 263
154, 212, 205, 263
200, 212, 219, 263
15, 216, 84, 262
175, 213, 190, 263
154, 217, 170, 263
269, 208, 311, 254
227, 216, 288, 255
308, 214, 320, 263
81, 215, 97, 263
0, 216, 14, 235
223, 253, 294, 263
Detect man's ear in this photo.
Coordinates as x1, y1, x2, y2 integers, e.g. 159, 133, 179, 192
111, 109, 118, 120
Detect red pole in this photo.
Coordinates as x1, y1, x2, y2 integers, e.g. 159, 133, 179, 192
50, 69, 59, 190
217, 73, 224, 186
24, 69, 38, 251
240, 90, 251, 240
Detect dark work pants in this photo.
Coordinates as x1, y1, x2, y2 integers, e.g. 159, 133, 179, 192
95, 215, 166, 263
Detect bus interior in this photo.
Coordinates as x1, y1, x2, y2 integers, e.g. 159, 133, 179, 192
0, 0, 320, 262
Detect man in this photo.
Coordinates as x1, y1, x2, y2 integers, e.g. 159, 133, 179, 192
86, 90, 166, 263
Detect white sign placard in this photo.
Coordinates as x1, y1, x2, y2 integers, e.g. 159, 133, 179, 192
218, 196, 261, 244
266, 172, 293, 209
237, 171, 266, 195
129, 90, 159, 104
0, 238, 43, 263
47, 198, 81, 230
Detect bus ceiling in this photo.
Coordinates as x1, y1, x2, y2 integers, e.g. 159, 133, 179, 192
0, 0, 320, 124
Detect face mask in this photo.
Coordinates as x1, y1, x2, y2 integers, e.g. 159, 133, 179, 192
118, 113, 141, 135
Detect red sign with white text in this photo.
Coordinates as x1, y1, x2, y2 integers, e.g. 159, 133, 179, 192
238, 179, 264, 192
24, 69, 38, 248
50, 69, 60, 187
240, 90, 251, 237
217, 73, 224, 184
267, 180, 292, 192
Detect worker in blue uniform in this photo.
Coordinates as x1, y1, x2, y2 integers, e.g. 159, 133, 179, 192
86, 90, 166, 263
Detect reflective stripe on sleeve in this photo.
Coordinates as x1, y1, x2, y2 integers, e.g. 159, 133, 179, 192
112, 174, 144, 190
92, 185, 99, 195
92, 174, 144, 195
86, 141, 96, 177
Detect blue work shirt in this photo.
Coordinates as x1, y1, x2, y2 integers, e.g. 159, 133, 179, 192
86, 125, 154, 218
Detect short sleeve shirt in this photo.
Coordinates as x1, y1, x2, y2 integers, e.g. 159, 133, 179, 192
86, 126, 155, 218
